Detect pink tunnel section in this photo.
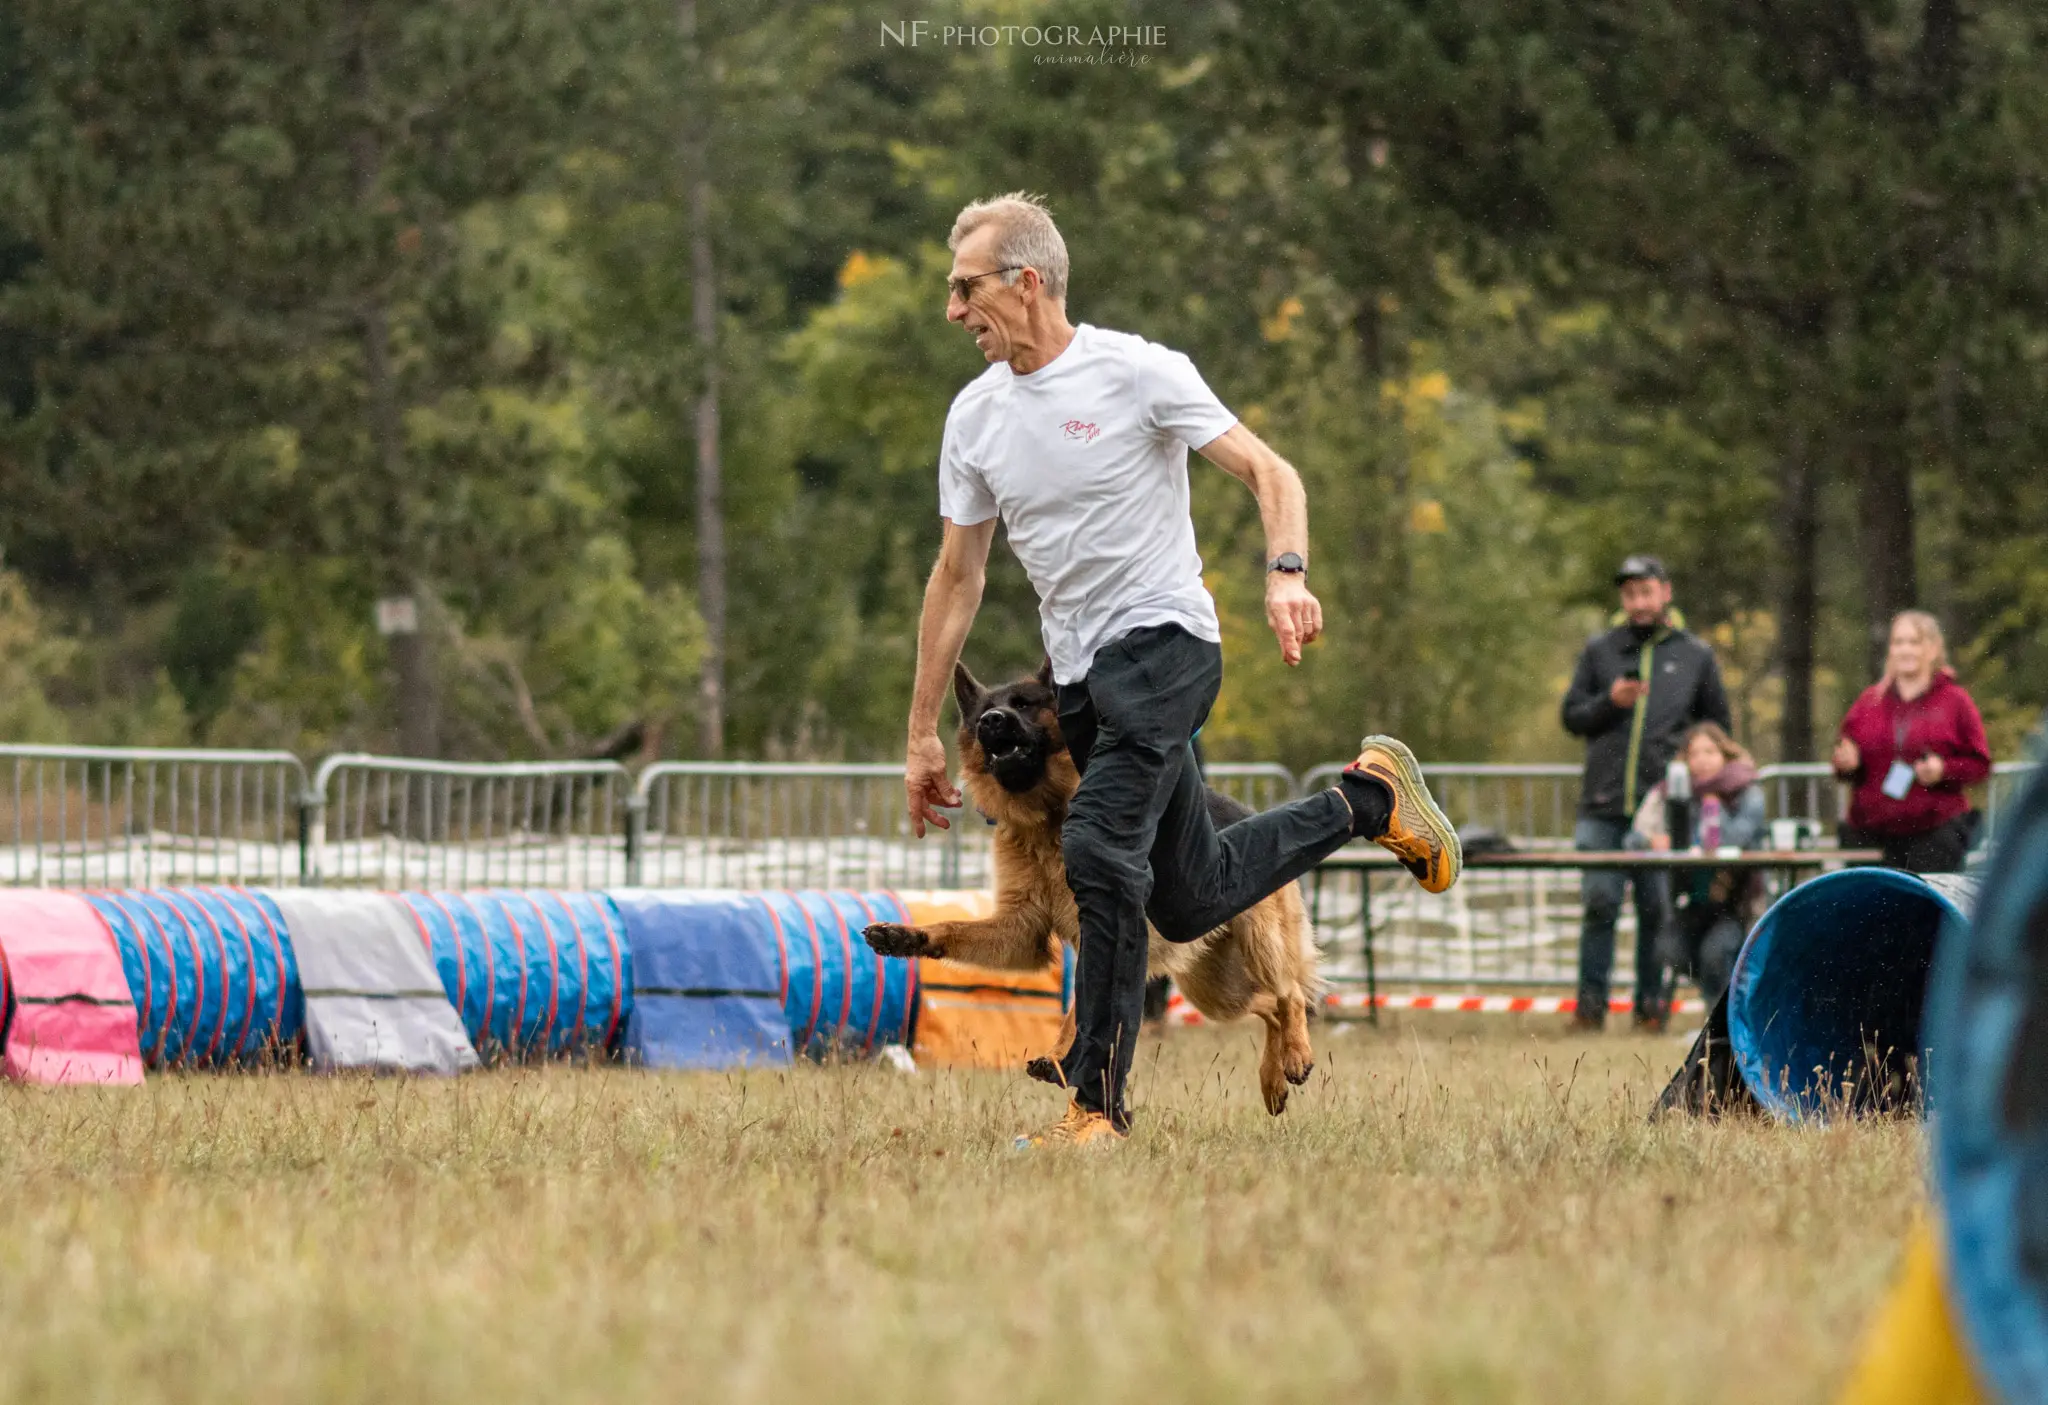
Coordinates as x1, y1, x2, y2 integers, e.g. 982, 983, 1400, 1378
0, 890, 144, 1086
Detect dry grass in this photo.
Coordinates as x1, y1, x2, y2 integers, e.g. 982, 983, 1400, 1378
0, 1019, 1919, 1405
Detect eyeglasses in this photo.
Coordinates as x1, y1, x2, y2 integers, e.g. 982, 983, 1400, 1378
947, 266, 1025, 302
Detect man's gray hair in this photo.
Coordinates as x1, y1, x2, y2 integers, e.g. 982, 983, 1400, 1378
949, 192, 1070, 302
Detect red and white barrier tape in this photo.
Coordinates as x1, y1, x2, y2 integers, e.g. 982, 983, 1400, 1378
1163, 991, 1705, 1024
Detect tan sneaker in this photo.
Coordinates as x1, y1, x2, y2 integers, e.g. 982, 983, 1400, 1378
1012, 1101, 1125, 1150
1347, 735, 1462, 894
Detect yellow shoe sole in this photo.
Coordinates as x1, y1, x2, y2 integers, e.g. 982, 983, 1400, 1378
1358, 734, 1463, 893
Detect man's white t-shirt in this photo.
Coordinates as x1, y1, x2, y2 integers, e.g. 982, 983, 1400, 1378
938, 324, 1238, 684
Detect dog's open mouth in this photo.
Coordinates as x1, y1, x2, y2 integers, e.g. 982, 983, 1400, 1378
976, 711, 1037, 770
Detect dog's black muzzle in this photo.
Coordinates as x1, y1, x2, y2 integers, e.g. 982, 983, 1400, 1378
976, 708, 1030, 758
976, 708, 1046, 790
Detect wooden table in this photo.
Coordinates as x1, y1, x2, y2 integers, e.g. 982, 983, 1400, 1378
1309, 848, 1888, 1022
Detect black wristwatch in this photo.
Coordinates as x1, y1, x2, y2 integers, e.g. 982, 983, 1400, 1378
1267, 552, 1306, 576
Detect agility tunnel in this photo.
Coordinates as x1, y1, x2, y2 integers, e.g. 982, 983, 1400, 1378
753, 890, 919, 1058
1829, 761, 2048, 1404
897, 890, 1071, 1069
0, 886, 1037, 1082
391, 890, 630, 1060
86, 888, 301, 1068
1723, 868, 1977, 1119
612, 891, 787, 1069
0, 889, 144, 1085
1657, 864, 1978, 1119
1910, 760, 2048, 1402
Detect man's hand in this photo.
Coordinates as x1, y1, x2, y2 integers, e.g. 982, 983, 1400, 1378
905, 732, 961, 838
1832, 736, 1861, 775
1266, 572, 1323, 666
1609, 677, 1646, 708
1914, 752, 1946, 787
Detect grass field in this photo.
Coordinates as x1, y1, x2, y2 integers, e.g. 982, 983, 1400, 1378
0, 1019, 1920, 1405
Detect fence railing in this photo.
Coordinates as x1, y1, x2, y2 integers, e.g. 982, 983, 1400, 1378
1297, 760, 2039, 846
631, 761, 976, 891
1204, 763, 1302, 814
0, 745, 309, 889
306, 754, 633, 891
0, 744, 2035, 970
1297, 760, 2038, 990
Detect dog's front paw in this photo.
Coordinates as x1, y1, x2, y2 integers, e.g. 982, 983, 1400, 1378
864, 922, 935, 958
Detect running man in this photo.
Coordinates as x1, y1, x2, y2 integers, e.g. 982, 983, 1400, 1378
896, 193, 1461, 1145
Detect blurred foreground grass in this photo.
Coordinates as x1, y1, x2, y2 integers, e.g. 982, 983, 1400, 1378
0, 1020, 1918, 1405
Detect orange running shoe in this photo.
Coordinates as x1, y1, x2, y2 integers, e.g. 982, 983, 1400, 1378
1012, 1101, 1126, 1150
1347, 735, 1462, 894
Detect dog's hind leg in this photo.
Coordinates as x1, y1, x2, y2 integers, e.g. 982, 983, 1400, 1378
1279, 992, 1314, 1087
1241, 896, 1317, 1095
1257, 1006, 1294, 1115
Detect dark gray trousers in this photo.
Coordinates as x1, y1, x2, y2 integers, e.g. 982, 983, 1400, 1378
1054, 625, 1353, 1130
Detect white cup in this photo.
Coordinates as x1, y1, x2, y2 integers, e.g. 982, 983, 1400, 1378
1769, 818, 1800, 852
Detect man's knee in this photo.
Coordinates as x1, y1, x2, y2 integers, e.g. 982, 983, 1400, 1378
1062, 815, 1147, 899
1146, 883, 1218, 944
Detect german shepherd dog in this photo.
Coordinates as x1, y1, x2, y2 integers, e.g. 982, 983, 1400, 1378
864, 660, 1321, 1114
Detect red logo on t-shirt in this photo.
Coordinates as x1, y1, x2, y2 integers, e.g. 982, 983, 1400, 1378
1061, 419, 1101, 443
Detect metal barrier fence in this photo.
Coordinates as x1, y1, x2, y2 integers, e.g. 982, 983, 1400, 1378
307, 755, 632, 891
0, 743, 2035, 993
0, 745, 308, 888
631, 762, 976, 890
1308, 861, 1604, 989
627, 759, 1305, 891
1301, 760, 2038, 845
1299, 760, 2039, 991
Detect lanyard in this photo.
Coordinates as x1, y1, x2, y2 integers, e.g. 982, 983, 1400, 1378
1892, 692, 1924, 757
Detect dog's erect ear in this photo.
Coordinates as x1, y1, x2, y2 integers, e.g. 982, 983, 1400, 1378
1035, 656, 1054, 688
952, 660, 984, 719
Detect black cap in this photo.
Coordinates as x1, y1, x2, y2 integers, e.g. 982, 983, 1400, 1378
1615, 554, 1668, 586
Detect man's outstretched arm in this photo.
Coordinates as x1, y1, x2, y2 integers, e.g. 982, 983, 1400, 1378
905, 517, 998, 836
1197, 423, 1323, 665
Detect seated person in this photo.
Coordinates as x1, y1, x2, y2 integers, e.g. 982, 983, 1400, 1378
1631, 722, 1766, 1007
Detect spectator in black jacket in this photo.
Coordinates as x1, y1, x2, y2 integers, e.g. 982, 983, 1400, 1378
1561, 556, 1732, 1032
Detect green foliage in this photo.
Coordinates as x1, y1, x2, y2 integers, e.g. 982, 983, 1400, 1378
1201, 348, 1569, 768
0, 568, 73, 742
166, 568, 263, 727
0, 0, 2040, 765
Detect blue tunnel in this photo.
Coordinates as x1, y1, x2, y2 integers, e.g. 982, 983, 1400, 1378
390, 890, 630, 1059
1926, 763, 2048, 1402
1726, 867, 1971, 1120
86, 887, 303, 1067
750, 890, 917, 1058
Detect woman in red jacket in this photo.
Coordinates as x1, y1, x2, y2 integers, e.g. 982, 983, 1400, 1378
1831, 610, 1992, 873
